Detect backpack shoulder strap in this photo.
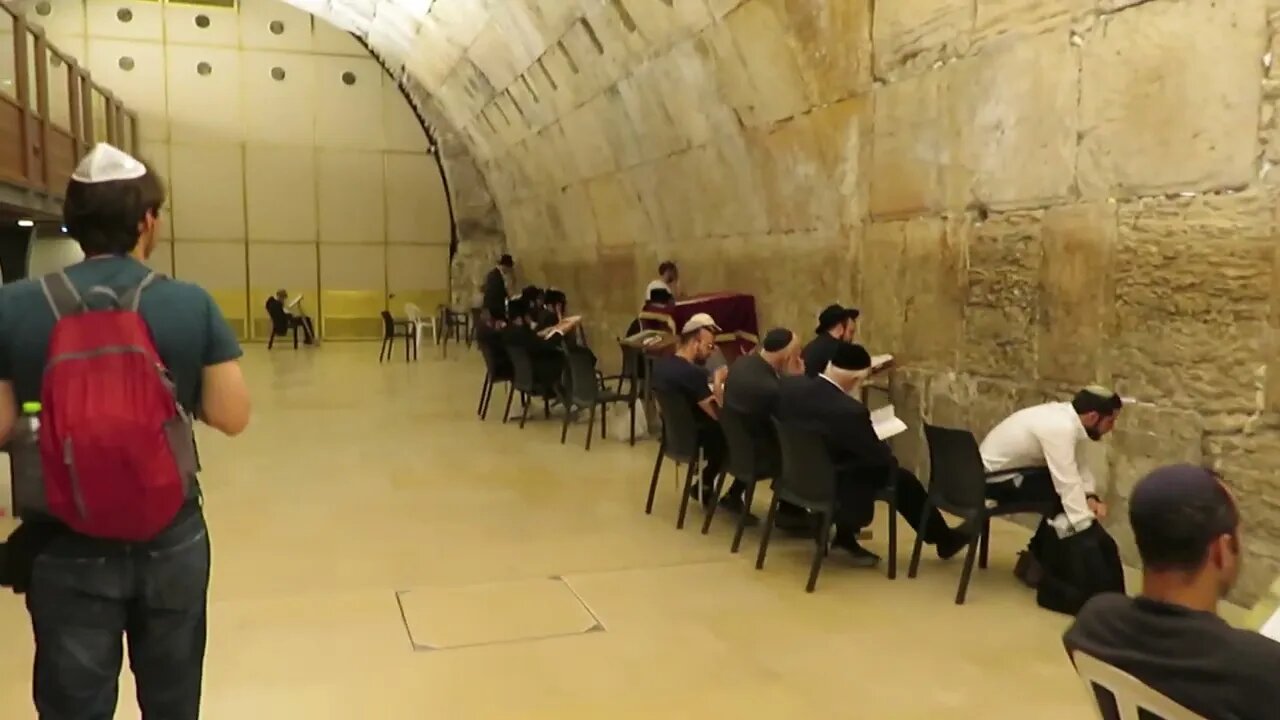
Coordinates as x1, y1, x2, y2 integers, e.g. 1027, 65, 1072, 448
40, 272, 84, 320
118, 271, 162, 312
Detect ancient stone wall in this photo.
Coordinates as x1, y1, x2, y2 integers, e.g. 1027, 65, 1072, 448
402, 0, 1280, 602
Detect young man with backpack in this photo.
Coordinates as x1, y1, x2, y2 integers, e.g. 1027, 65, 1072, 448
0, 143, 250, 719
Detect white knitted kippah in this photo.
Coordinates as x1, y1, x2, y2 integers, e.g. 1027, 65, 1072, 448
71, 143, 146, 183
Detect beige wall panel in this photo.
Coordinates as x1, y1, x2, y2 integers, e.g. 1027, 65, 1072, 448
169, 142, 246, 241
242, 49, 316, 145
314, 55, 385, 149
311, 17, 368, 56
384, 152, 450, 246
163, 4, 239, 47
165, 44, 242, 143
138, 140, 173, 241
28, 0, 86, 37
146, 240, 174, 276
245, 144, 318, 243
317, 149, 384, 244
248, 242, 319, 297
86, 38, 168, 142
173, 240, 246, 290
382, 80, 428, 152
387, 243, 449, 292
240, 2, 314, 52
319, 243, 386, 291
28, 236, 85, 277
85, 0, 163, 41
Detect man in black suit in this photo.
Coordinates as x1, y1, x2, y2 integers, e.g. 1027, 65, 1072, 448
778, 343, 967, 566
266, 289, 315, 344
501, 298, 565, 394
483, 254, 514, 322
723, 328, 808, 526
801, 304, 858, 377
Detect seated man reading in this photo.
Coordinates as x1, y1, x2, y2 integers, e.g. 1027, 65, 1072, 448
1064, 464, 1280, 719
801, 304, 858, 378
266, 289, 315, 344
778, 344, 967, 566
651, 313, 736, 515
723, 328, 807, 528
501, 298, 565, 395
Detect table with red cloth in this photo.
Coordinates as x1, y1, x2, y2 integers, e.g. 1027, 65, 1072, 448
638, 292, 760, 360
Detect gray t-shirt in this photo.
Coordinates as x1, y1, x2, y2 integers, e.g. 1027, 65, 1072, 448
0, 256, 243, 415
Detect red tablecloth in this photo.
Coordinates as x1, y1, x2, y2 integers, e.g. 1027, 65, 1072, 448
640, 292, 759, 359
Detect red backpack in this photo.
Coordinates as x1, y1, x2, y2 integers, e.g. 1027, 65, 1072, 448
37, 271, 197, 541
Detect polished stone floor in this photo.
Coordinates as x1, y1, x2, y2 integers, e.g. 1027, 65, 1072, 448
0, 343, 1092, 718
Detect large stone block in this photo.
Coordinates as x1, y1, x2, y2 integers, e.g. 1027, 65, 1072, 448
748, 118, 829, 232
870, 72, 945, 218
555, 183, 601, 249
858, 221, 907, 354
1110, 319, 1269, 413
1038, 202, 1117, 385
722, 0, 813, 125
808, 96, 872, 230
653, 149, 699, 240
1078, 0, 1266, 197
871, 0, 972, 80
621, 0, 714, 46
587, 173, 651, 248
659, 40, 742, 149
1108, 404, 1204, 502
900, 217, 966, 367
1206, 423, 1280, 602
947, 32, 1079, 209
973, 0, 1092, 47
777, 0, 872, 105
703, 131, 771, 236
964, 211, 1043, 380
1115, 197, 1276, 324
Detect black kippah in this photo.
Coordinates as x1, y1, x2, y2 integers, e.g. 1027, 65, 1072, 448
761, 328, 793, 353
830, 343, 872, 371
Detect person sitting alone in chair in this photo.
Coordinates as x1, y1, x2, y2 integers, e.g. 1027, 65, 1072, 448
266, 289, 315, 345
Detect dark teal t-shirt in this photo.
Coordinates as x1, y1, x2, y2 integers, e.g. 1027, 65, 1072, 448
0, 256, 242, 414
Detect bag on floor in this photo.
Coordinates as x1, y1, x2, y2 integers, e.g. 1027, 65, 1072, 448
21, 271, 199, 541
607, 401, 648, 442
1032, 520, 1125, 615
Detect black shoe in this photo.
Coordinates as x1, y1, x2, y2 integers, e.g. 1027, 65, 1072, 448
1014, 551, 1044, 589
832, 537, 881, 568
936, 532, 969, 561
717, 495, 760, 526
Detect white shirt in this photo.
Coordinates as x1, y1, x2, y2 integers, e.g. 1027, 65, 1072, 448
644, 279, 670, 301
980, 402, 1097, 534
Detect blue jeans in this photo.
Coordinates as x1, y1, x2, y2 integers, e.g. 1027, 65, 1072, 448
25, 506, 210, 720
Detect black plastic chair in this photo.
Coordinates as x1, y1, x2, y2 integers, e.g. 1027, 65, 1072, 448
908, 424, 1058, 604
265, 299, 300, 349
646, 388, 704, 530
561, 347, 632, 451
506, 345, 555, 429
758, 418, 899, 592
379, 311, 415, 363
702, 406, 773, 552
476, 332, 513, 421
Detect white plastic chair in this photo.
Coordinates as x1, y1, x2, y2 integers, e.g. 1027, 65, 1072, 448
404, 303, 436, 348
1071, 651, 1206, 720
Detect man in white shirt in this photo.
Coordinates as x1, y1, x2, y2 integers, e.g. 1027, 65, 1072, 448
980, 387, 1123, 584
644, 260, 679, 301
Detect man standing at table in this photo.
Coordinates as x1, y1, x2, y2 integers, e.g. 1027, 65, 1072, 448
483, 254, 514, 322
801, 304, 859, 377
645, 260, 680, 302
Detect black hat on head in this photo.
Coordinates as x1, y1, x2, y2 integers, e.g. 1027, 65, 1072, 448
761, 328, 794, 353
815, 304, 860, 334
830, 343, 872, 372
498, 254, 514, 268
506, 298, 529, 318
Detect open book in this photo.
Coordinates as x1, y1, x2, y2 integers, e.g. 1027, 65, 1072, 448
538, 315, 582, 339
870, 354, 894, 373
621, 328, 672, 348
286, 294, 303, 310
870, 404, 908, 441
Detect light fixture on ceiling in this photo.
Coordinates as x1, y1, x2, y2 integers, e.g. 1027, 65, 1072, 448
17, 219, 34, 228
60, 225, 68, 233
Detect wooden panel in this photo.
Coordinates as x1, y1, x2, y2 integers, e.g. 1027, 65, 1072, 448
320, 289, 384, 340
0, 97, 24, 185
46, 128, 74, 196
